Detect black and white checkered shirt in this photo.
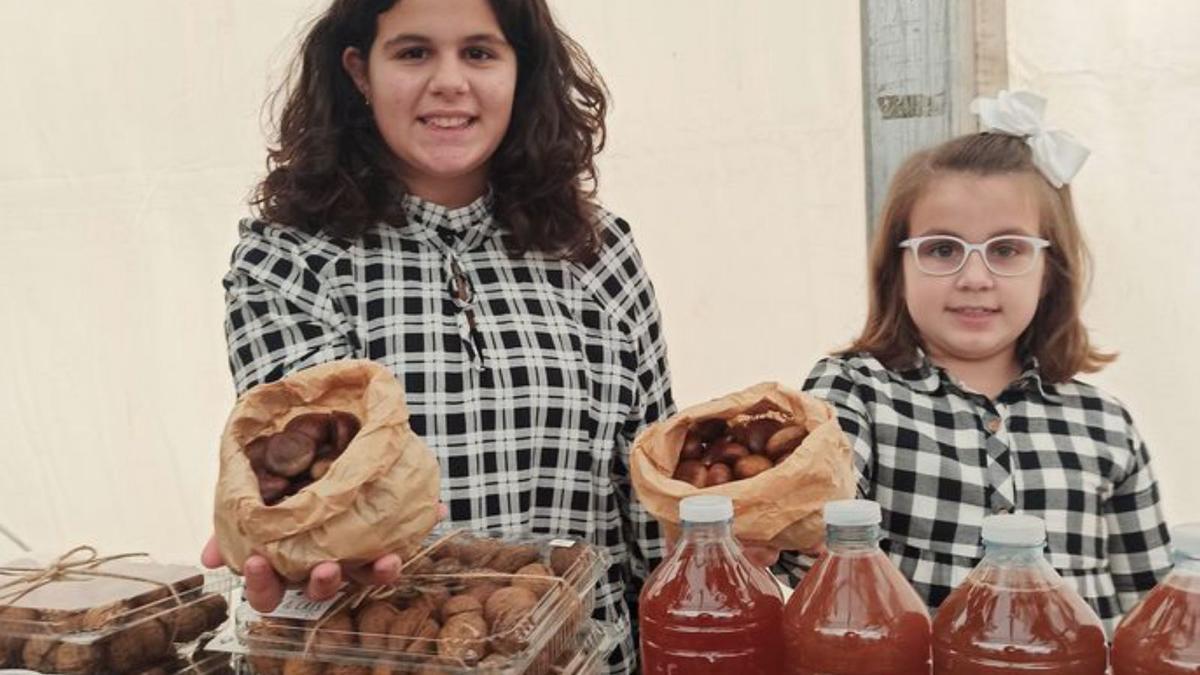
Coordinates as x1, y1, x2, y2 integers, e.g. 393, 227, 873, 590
223, 194, 673, 673
786, 351, 1172, 631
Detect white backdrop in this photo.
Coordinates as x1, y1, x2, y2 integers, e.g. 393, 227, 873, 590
0, 1, 1193, 563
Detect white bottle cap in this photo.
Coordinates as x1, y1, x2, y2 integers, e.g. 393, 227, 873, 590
679, 495, 734, 523
1173, 523, 1200, 559
823, 499, 882, 527
981, 514, 1046, 547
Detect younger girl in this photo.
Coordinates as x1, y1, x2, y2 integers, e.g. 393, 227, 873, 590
796, 91, 1172, 629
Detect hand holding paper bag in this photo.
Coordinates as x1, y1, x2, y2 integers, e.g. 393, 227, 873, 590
213, 360, 441, 582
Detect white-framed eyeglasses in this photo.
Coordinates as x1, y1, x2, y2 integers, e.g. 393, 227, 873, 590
898, 234, 1051, 277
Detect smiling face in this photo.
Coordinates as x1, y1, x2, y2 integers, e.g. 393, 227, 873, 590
342, 0, 517, 206
903, 171, 1047, 379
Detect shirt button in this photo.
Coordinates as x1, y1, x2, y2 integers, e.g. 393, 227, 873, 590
993, 505, 1013, 515
986, 418, 1002, 434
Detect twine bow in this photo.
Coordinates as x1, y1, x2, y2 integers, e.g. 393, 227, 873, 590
0, 545, 184, 628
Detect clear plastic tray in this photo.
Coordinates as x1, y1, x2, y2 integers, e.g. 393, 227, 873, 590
236, 532, 608, 674
551, 621, 620, 675
0, 555, 237, 674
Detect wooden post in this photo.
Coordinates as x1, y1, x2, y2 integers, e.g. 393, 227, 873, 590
860, 0, 1008, 237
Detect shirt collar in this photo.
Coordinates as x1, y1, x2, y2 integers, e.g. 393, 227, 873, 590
897, 348, 1062, 403
400, 191, 496, 240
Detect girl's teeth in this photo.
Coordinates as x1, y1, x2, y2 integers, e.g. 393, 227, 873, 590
426, 117, 470, 129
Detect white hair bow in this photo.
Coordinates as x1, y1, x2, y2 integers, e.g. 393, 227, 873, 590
970, 90, 1090, 188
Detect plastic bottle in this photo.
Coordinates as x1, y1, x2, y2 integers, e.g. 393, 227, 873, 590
783, 499, 931, 674
639, 494, 785, 674
1111, 522, 1200, 675
932, 513, 1106, 674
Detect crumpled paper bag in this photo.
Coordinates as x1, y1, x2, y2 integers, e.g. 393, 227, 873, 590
214, 360, 440, 581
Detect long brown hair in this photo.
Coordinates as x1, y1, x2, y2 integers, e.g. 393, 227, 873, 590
843, 133, 1115, 382
253, 0, 608, 261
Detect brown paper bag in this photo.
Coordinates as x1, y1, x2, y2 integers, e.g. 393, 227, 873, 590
631, 381, 855, 553
214, 360, 441, 581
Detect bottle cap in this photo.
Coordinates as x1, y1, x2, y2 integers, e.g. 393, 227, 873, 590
823, 499, 882, 527
1173, 523, 1200, 559
679, 495, 734, 523
981, 514, 1046, 547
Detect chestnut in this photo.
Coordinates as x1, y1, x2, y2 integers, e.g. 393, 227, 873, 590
244, 437, 269, 471
738, 418, 784, 454
264, 431, 317, 478
706, 463, 733, 486
706, 439, 749, 465
733, 454, 774, 480
284, 412, 331, 445
692, 418, 728, 443
256, 471, 289, 505
310, 458, 333, 480
331, 411, 361, 453
764, 425, 807, 461
672, 459, 708, 488
680, 431, 706, 461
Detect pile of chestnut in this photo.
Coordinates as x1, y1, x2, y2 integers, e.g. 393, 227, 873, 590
671, 416, 806, 488
244, 411, 361, 505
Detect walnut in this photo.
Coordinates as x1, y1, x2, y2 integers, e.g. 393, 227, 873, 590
245, 618, 294, 675
457, 538, 503, 568
281, 658, 323, 675
460, 578, 503, 607
404, 556, 436, 575
549, 543, 588, 577
404, 617, 440, 656
437, 612, 489, 665
325, 665, 371, 675
0, 607, 36, 667
430, 557, 464, 575
311, 610, 356, 655
106, 613, 170, 672
510, 563, 556, 598
409, 586, 451, 614
164, 603, 210, 643
21, 636, 58, 671
247, 653, 286, 675
51, 641, 102, 673
200, 592, 230, 627
439, 594, 483, 623
486, 545, 542, 574
384, 606, 432, 652
354, 600, 398, 650
484, 587, 539, 656
478, 652, 510, 667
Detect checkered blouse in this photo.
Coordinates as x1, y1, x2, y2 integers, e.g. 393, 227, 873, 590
786, 351, 1172, 630
223, 194, 673, 673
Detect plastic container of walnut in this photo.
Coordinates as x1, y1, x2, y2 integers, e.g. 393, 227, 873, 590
234, 532, 608, 674
0, 548, 237, 674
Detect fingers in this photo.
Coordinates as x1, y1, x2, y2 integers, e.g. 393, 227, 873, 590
344, 553, 403, 587
437, 503, 450, 521
243, 555, 286, 613
740, 542, 782, 568
304, 561, 343, 601
200, 535, 224, 569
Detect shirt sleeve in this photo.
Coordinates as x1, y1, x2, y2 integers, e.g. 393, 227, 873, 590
223, 220, 361, 393
599, 217, 674, 614
1105, 407, 1173, 613
776, 356, 877, 585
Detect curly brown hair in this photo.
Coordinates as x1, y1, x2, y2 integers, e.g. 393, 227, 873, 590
254, 0, 608, 261
843, 133, 1115, 383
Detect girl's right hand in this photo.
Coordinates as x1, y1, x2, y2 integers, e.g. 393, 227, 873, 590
200, 503, 450, 613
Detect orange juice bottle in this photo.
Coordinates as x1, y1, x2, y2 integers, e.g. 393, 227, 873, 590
932, 514, 1106, 675
639, 494, 785, 674
783, 499, 931, 674
1111, 522, 1200, 675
